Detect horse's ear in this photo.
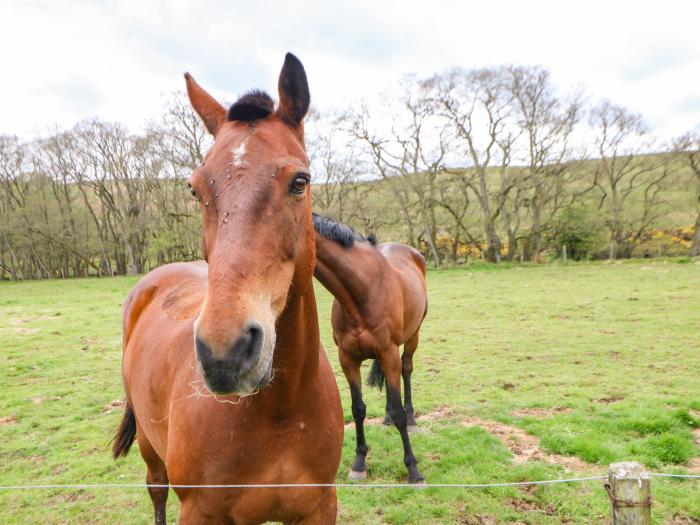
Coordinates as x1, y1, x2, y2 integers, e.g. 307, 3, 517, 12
276, 53, 310, 125
184, 73, 226, 137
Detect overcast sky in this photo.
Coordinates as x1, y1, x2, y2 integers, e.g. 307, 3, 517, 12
1, 0, 698, 141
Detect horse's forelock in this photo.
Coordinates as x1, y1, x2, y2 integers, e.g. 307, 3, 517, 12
227, 90, 274, 122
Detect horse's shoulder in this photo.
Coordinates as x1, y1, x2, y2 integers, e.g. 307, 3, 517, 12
123, 262, 208, 345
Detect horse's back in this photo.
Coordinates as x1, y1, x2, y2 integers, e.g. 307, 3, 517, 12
379, 243, 425, 274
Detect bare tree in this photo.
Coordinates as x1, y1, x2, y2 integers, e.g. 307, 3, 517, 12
434, 171, 477, 262
347, 104, 418, 246
348, 77, 451, 267
147, 95, 208, 263
75, 120, 159, 274
675, 132, 700, 256
430, 67, 522, 262
307, 109, 368, 224
0, 136, 29, 279
32, 131, 102, 277
507, 66, 584, 260
589, 101, 670, 259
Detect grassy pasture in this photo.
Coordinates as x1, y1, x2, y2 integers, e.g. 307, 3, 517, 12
1, 260, 699, 524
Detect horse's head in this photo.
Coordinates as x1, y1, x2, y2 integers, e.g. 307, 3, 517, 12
186, 53, 314, 396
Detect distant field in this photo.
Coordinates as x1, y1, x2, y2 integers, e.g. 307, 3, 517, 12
1, 260, 699, 524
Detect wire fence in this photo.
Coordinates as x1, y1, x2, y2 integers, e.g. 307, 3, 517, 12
0, 473, 697, 491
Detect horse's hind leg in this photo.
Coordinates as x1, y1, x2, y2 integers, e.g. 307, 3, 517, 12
379, 347, 424, 484
402, 331, 419, 430
137, 430, 169, 525
339, 351, 368, 480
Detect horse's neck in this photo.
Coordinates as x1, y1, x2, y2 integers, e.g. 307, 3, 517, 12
265, 282, 321, 406
313, 236, 380, 321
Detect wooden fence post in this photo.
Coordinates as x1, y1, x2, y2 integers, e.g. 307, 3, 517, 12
606, 461, 652, 525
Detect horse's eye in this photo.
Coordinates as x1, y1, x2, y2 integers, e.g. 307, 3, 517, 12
289, 173, 310, 195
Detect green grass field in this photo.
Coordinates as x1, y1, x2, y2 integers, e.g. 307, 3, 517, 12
1, 260, 699, 524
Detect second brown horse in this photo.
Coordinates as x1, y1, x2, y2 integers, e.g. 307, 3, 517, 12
312, 214, 428, 483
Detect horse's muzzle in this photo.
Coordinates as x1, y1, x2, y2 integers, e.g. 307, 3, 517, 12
195, 321, 271, 395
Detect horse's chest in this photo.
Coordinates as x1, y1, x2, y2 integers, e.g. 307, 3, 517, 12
167, 418, 337, 522
168, 406, 339, 483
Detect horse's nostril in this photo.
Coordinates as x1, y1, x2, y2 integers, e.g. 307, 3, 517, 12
244, 324, 263, 360
233, 322, 264, 374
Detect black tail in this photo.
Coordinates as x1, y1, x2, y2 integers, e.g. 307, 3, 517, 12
112, 402, 137, 459
367, 359, 386, 391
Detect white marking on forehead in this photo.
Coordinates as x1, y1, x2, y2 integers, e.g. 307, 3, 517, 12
231, 138, 248, 168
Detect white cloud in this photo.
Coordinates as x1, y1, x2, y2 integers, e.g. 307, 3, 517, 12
1, 0, 698, 141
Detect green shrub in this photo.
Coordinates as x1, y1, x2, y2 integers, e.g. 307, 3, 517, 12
546, 204, 607, 260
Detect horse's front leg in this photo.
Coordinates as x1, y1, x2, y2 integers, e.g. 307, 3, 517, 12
402, 330, 420, 431
379, 346, 425, 484
339, 351, 368, 480
136, 427, 169, 525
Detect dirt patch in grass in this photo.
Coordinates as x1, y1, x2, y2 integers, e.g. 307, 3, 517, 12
344, 405, 454, 430
463, 417, 593, 471
102, 399, 125, 413
0, 415, 18, 425
506, 498, 558, 517
9, 314, 61, 324
667, 516, 700, 525
49, 490, 95, 504
344, 416, 382, 430
30, 395, 61, 404
594, 396, 625, 404
4, 326, 40, 335
688, 429, 700, 474
417, 404, 453, 422
52, 464, 67, 475
511, 407, 572, 418
688, 458, 700, 474
460, 515, 499, 525
506, 498, 540, 512
4, 314, 61, 335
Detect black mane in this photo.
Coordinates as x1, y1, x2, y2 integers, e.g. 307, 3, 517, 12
227, 90, 274, 122
312, 213, 377, 248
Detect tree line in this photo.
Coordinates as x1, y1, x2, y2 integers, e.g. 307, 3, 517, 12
307, 66, 699, 266
1, 65, 699, 279
0, 98, 206, 279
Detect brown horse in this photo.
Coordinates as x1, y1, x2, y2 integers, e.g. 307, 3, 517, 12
312, 214, 428, 483
112, 54, 343, 525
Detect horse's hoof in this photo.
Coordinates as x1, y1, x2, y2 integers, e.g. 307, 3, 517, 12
349, 469, 367, 481
382, 417, 393, 426
407, 424, 419, 433
409, 478, 427, 486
